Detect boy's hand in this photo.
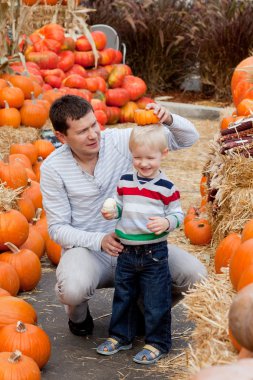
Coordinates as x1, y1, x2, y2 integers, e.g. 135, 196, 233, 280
146, 103, 173, 125
147, 216, 170, 235
101, 209, 117, 220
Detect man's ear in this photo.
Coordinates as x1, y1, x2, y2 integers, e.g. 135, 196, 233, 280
55, 131, 66, 144
162, 148, 169, 158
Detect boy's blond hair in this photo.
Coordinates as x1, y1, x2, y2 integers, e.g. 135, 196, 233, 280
129, 125, 168, 153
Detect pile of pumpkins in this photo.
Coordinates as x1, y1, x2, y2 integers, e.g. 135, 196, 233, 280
0, 140, 65, 376
0, 22, 158, 131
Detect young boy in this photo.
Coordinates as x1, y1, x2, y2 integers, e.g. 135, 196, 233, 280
96, 124, 184, 364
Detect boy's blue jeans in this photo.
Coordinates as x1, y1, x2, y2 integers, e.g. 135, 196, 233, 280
109, 241, 172, 354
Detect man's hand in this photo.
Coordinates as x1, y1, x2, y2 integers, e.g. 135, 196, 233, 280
146, 103, 173, 125
101, 233, 124, 256
147, 217, 170, 235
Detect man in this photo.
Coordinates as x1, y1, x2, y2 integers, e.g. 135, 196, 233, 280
40, 95, 207, 336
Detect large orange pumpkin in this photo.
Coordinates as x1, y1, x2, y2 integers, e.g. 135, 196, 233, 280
229, 239, 253, 290
0, 261, 20, 296
20, 101, 49, 129
0, 321, 51, 369
0, 210, 29, 251
0, 159, 28, 189
0, 350, 41, 379
214, 233, 241, 274
0, 296, 37, 327
8, 75, 34, 100
0, 242, 41, 291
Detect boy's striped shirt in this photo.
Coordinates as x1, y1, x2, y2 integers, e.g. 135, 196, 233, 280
115, 171, 184, 245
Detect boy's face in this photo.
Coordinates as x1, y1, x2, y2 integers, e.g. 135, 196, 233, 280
131, 144, 168, 179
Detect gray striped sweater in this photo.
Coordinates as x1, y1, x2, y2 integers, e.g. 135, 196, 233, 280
40, 114, 199, 253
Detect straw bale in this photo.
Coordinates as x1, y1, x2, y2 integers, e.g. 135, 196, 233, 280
0, 126, 40, 157
205, 135, 253, 245
0, 180, 22, 211
159, 273, 237, 379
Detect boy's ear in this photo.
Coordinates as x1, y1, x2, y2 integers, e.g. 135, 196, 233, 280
162, 148, 169, 157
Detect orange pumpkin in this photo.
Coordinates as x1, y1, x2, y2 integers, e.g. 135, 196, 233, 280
0, 159, 28, 189
0, 296, 37, 327
0, 321, 51, 369
242, 219, 253, 242
10, 143, 38, 165
0, 261, 20, 296
237, 98, 253, 116
0, 288, 11, 296
20, 224, 45, 259
0, 100, 21, 128
20, 101, 49, 129
32, 158, 43, 182
136, 96, 155, 109
9, 153, 33, 170
46, 237, 61, 265
0, 242, 41, 292
0, 210, 29, 251
0, 351, 41, 379
25, 168, 37, 181
22, 180, 43, 209
214, 233, 241, 274
0, 86, 24, 108
8, 75, 34, 100
229, 239, 253, 290
220, 115, 244, 130
231, 56, 253, 98
200, 175, 207, 197
32, 210, 49, 242
134, 109, 160, 126
33, 139, 55, 159
17, 195, 36, 222
184, 218, 212, 245
237, 265, 253, 291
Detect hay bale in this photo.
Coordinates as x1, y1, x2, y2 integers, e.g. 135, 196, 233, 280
205, 136, 253, 245
0, 181, 22, 212
0, 126, 40, 157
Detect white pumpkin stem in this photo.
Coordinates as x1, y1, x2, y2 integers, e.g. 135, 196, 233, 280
8, 350, 22, 363
18, 52, 29, 77
4, 242, 20, 253
3, 100, 9, 109
16, 321, 27, 333
32, 208, 43, 224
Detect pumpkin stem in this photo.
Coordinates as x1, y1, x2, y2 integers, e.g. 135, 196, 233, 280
4, 242, 20, 253
8, 350, 22, 363
3, 100, 9, 109
6, 80, 13, 88
32, 207, 43, 223
30, 91, 36, 103
16, 321, 27, 333
18, 52, 29, 77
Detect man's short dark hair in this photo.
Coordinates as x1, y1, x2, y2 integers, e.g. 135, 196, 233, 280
49, 95, 93, 135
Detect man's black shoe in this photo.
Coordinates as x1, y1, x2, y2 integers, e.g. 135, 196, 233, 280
68, 307, 94, 336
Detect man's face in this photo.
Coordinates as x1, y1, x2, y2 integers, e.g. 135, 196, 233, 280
56, 111, 101, 158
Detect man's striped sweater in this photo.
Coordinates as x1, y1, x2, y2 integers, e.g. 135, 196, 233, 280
114, 171, 184, 245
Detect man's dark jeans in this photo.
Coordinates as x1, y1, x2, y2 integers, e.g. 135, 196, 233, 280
109, 241, 172, 354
